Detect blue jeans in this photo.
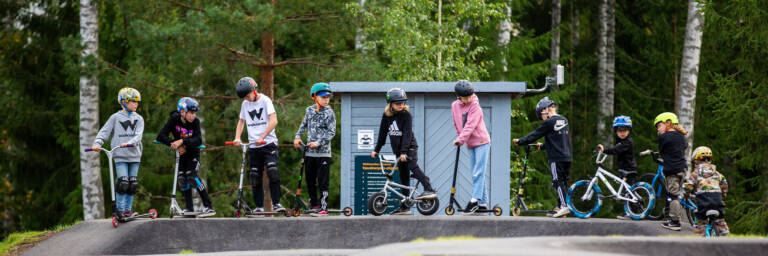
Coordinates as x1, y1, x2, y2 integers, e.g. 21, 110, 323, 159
468, 143, 489, 205
115, 162, 140, 211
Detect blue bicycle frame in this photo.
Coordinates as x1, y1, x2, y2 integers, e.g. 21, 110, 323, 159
648, 161, 698, 218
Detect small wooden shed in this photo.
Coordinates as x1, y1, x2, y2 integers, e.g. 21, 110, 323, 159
331, 82, 526, 216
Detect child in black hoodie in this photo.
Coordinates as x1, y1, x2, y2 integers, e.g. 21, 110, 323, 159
370, 88, 437, 215
156, 97, 216, 217
597, 115, 637, 220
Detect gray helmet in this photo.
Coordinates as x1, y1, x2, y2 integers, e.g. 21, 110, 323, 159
454, 80, 474, 97
235, 77, 257, 98
535, 97, 555, 120
386, 88, 407, 103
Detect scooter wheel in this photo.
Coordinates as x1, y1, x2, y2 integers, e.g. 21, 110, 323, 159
343, 207, 354, 216
149, 209, 158, 219
235, 210, 241, 218
493, 206, 503, 216
512, 207, 521, 216
112, 216, 119, 228
445, 206, 455, 216
292, 209, 301, 217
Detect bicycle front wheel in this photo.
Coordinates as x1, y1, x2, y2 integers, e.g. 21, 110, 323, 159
640, 173, 667, 220
567, 180, 602, 219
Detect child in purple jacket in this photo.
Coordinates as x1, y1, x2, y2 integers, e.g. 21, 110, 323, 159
452, 80, 491, 214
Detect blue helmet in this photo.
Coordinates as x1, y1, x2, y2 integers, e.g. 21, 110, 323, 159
612, 115, 632, 129
177, 97, 199, 113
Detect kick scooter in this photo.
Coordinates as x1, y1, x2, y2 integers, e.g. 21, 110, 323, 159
290, 143, 353, 217
226, 141, 289, 217
511, 144, 556, 216
153, 140, 206, 218
444, 144, 503, 216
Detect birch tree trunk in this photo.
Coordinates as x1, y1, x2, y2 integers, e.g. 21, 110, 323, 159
79, 0, 104, 220
596, 0, 615, 153
676, 0, 705, 170
550, 0, 561, 90
354, 0, 367, 50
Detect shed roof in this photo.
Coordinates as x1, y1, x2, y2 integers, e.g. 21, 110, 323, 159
329, 82, 526, 93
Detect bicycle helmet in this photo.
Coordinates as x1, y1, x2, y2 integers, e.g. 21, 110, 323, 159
535, 97, 555, 120
654, 112, 679, 126
235, 77, 257, 98
691, 146, 713, 161
454, 80, 474, 97
177, 97, 199, 113
386, 88, 407, 103
612, 115, 632, 130
310, 82, 332, 97
117, 87, 141, 112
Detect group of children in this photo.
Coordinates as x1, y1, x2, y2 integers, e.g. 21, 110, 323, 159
511, 97, 728, 235
90, 78, 729, 234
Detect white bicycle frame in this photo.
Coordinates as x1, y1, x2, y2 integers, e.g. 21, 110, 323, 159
378, 154, 418, 202
580, 152, 640, 203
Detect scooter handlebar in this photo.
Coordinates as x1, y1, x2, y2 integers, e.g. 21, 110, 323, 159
225, 141, 265, 146
84, 148, 96, 152
122, 144, 135, 148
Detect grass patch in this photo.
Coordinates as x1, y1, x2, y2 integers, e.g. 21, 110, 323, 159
411, 235, 479, 242
179, 249, 196, 254
0, 222, 78, 256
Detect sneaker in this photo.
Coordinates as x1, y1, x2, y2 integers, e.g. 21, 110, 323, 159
463, 201, 479, 215
198, 207, 216, 218
251, 207, 265, 215
715, 220, 730, 235
693, 224, 706, 236
310, 210, 329, 217
414, 191, 437, 200
552, 207, 571, 218
391, 207, 411, 215
547, 207, 560, 217
273, 203, 286, 212
661, 220, 682, 231
616, 214, 632, 220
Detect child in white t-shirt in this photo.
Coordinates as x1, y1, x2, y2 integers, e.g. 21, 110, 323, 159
231, 77, 284, 213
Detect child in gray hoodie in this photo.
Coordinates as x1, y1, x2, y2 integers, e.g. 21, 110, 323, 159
92, 88, 144, 217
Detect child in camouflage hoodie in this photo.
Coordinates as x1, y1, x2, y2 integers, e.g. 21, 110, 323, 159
294, 83, 337, 216
684, 146, 729, 235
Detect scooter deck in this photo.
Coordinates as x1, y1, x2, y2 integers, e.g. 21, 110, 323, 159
245, 211, 288, 217
117, 212, 157, 223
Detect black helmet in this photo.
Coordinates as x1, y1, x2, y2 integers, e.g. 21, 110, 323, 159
235, 77, 257, 98
454, 80, 474, 97
386, 88, 407, 103
535, 96, 555, 120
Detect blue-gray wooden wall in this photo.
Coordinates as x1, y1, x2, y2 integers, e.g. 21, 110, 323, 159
340, 92, 511, 215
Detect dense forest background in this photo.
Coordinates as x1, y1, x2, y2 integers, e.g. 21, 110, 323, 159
1, 0, 766, 237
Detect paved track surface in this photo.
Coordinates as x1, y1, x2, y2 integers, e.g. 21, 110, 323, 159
28, 216, 758, 255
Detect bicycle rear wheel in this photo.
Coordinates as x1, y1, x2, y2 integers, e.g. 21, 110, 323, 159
640, 173, 667, 220
624, 182, 655, 220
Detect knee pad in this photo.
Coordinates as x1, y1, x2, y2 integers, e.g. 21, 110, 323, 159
249, 168, 262, 184
128, 176, 139, 195
266, 162, 279, 181
185, 171, 198, 188
178, 174, 190, 192
117, 176, 130, 194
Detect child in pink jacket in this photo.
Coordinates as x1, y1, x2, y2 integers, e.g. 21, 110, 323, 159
452, 80, 491, 214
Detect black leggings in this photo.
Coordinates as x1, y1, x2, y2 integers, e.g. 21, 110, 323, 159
178, 153, 212, 210
248, 143, 281, 207
396, 151, 434, 197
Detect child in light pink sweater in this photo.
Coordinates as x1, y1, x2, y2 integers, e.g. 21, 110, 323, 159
451, 80, 491, 214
